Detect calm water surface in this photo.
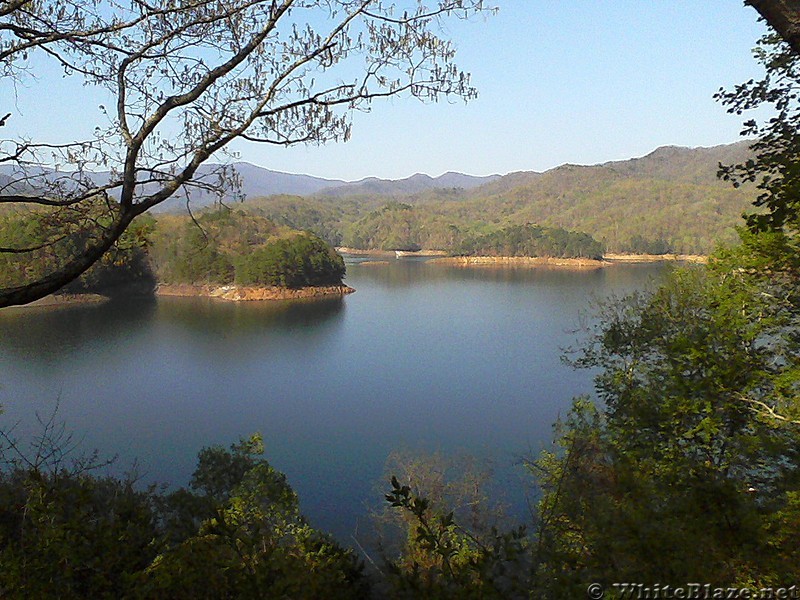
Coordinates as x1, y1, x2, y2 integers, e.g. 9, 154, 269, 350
0, 259, 666, 540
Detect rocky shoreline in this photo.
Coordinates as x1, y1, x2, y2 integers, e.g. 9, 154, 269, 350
428, 256, 608, 269
603, 252, 707, 264
336, 247, 448, 257
21, 293, 111, 308
339, 249, 707, 267
155, 283, 355, 301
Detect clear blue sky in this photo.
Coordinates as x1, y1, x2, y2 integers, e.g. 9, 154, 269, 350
2, 1, 771, 182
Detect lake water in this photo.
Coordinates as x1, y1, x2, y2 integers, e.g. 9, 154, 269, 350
0, 258, 667, 541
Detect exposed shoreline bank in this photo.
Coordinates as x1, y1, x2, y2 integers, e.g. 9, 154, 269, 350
155, 283, 355, 301
21, 293, 112, 308
603, 253, 707, 264
429, 256, 607, 269
339, 249, 708, 267
10, 284, 355, 309
336, 247, 448, 257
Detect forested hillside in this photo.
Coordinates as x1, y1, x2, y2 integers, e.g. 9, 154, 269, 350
242, 142, 756, 255
0, 207, 346, 297
0, 204, 158, 297
149, 209, 346, 288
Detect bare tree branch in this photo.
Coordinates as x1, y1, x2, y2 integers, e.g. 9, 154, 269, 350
0, 0, 490, 306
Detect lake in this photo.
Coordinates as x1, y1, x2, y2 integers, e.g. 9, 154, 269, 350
0, 258, 667, 541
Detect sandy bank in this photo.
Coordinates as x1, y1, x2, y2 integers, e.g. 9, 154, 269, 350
352, 260, 392, 266
428, 256, 608, 269
603, 253, 708, 264
336, 247, 448, 257
156, 283, 355, 301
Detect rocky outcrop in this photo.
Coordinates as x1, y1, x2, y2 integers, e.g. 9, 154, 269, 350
156, 284, 354, 301
428, 256, 607, 269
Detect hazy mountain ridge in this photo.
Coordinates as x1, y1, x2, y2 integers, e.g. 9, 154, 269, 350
0, 163, 499, 210
316, 171, 501, 197
462, 141, 753, 199
446, 141, 757, 253
231, 162, 348, 198
0, 142, 759, 254
597, 141, 753, 184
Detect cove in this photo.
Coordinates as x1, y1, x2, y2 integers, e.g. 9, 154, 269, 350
0, 258, 668, 541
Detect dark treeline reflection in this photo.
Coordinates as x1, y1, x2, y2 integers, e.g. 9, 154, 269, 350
0, 295, 346, 364
347, 256, 670, 292
0, 298, 159, 361
156, 295, 346, 336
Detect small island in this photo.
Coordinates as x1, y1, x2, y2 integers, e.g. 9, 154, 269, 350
0, 206, 353, 304
343, 222, 611, 268
149, 208, 353, 301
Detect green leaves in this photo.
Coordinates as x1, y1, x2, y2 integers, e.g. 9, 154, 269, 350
456, 222, 604, 259
534, 231, 800, 588
233, 232, 346, 287
152, 209, 346, 288
380, 451, 532, 598
0, 432, 368, 598
716, 34, 800, 233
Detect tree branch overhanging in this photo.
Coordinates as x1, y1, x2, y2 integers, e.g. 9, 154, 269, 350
747, 0, 800, 56
0, 0, 491, 307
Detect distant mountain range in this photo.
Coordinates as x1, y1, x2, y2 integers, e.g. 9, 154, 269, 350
236, 142, 752, 202
238, 141, 757, 255
0, 162, 501, 211
0, 141, 759, 254
317, 171, 502, 198
213, 166, 501, 205
0, 141, 749, 207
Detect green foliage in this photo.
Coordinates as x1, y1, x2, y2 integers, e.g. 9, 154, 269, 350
624, 233, 671, 254
716, 34, 800, 233
168, 224, 234, 284
151, 208, 345, 288
233, 233, 345, 288
0, 412, 161, 599
338, 202, 605, 258
139, 434, 367, 599
0, 208, 157, 296
343, 203, 424, 251
381, 476, 529, 599
464, 170, 749, 255
244, 195, 358, 246
0, 468, 160, 599
374, 450, 530, 599
0, 431, 367, 599
456, 223, 604, 259
532, 234, 800, 590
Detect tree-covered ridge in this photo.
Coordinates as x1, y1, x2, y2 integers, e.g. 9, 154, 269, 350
287, 200, 604, 259
238, 142, 756, 256
456, 223, 604, 260
0, 206, 157, 297
343, 203, 429, 251
0, 206, 347, 297
151, 208, 346, 288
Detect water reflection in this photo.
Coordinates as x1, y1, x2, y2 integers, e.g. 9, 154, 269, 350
347, 256, 668, 293
0, 295, 346, 366
0, 298, 158, 362
157, 296, 346, 336
0, 262, 668, 541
